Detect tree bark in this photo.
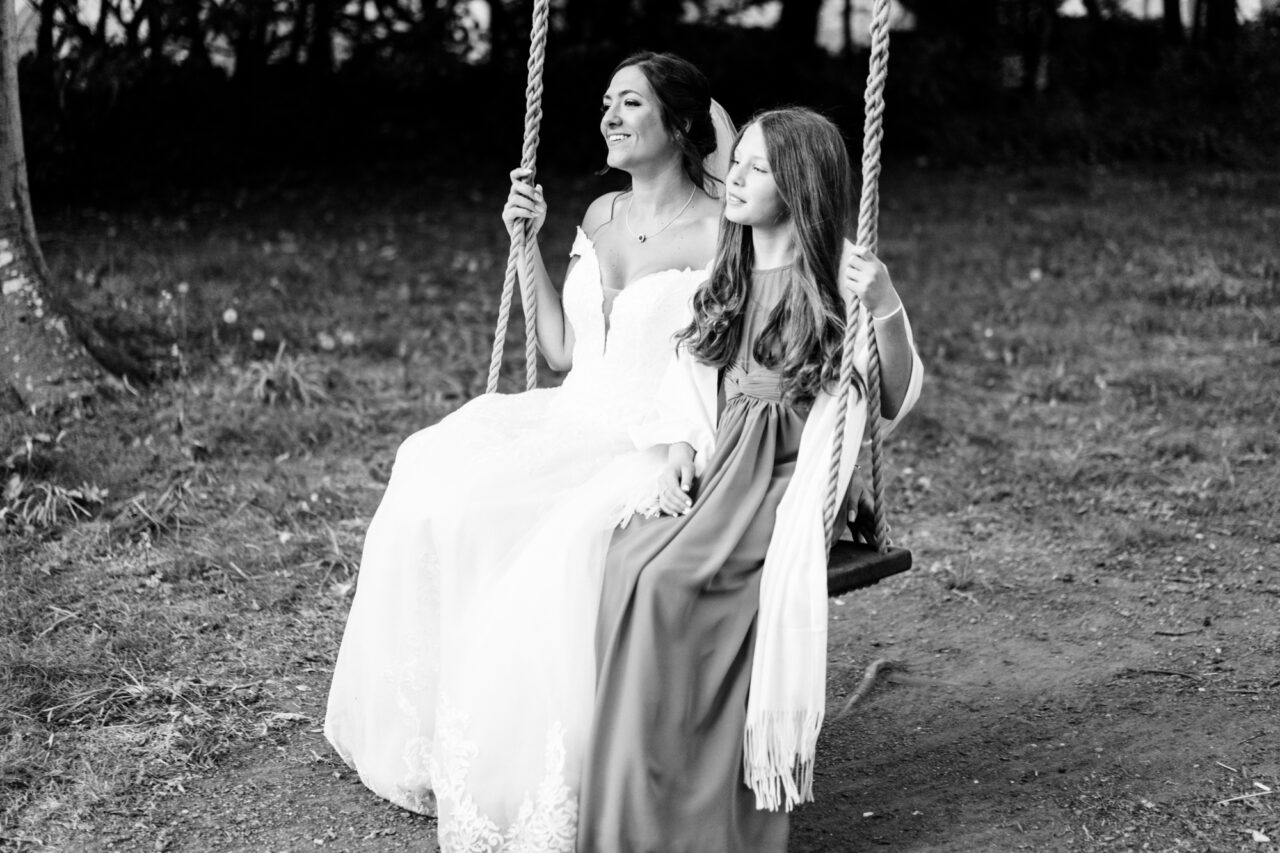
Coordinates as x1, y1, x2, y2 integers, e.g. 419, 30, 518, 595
1162, 0, 1186, 43
0, 0, 102, 412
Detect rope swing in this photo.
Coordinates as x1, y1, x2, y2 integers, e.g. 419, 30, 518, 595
485, 0, 552, 394
825, 0, 914, 593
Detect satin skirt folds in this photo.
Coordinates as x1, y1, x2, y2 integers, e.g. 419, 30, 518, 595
577, 387, 807, 853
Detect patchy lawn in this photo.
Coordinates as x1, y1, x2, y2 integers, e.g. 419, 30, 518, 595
3, 165, 1278, 852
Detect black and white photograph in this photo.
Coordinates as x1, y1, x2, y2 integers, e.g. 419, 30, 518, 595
2, 0, 1277, 850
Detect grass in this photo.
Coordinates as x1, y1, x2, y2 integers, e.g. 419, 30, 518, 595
3, 164, 1279, 849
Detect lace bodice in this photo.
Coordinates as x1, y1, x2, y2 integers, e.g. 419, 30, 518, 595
552, 228, 707, 430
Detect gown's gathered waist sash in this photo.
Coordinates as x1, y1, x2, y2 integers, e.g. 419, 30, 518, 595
724, 363, 785, 404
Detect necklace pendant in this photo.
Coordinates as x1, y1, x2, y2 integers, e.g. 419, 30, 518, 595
637, 234, 646, 243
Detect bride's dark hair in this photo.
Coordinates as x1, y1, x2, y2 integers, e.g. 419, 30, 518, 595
611, 51, 719, 193
676, 108, 864, 406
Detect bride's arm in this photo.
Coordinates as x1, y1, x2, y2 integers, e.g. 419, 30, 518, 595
503, 168, 578, 371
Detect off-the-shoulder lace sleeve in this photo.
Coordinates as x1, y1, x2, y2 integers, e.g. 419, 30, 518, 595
569, 227, 593, 259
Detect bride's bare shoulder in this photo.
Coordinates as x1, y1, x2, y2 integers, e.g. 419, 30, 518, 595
687, 196, 722, 252
581, 191, 627, 237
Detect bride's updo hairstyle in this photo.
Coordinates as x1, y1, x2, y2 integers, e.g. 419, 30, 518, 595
611, 51, 720, 193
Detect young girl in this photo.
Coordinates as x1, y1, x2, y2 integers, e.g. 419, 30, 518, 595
576, 108, 923, 852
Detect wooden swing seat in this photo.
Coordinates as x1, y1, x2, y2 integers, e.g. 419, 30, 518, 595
826, 483, 913, 596
827, 540, 912, 596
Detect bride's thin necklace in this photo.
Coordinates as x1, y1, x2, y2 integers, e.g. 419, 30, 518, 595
625, 187, 697, 243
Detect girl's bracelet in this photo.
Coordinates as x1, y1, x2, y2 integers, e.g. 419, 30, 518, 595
871, 302, 904, 323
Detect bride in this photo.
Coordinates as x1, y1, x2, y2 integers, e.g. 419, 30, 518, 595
324, 52, 735, 849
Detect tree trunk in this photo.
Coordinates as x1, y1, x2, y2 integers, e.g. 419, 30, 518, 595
1019, 0, 1055, 97
1163, 0, 1185, 43
95, 0, 111, 46
145, 0, 165, 69
1203, 0, 1237, 53
636, 0, 682, 47
0, 0, 101, 412
564, 0, 629, 48
290, 0, 310, 65
233, 3, 270, 82
842, 0, 856, 59
777, 0, 824, 60
184, 0, 211, 69
36, 0, 57, 68
488, 0, 513, 67
122, 0, 146, 55
308, 0, 335, 75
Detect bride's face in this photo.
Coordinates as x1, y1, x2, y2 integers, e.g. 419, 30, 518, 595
600, 66, 675, 172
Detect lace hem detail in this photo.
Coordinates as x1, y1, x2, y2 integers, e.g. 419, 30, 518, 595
431, 704, 577, 853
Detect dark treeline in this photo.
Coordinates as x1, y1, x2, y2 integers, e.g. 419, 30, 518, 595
19, 0, 1280, 200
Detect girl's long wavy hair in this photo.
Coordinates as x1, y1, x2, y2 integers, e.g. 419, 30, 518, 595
676, 108, 864, 405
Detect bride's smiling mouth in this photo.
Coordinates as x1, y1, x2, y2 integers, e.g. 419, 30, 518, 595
606, 133, 631, 145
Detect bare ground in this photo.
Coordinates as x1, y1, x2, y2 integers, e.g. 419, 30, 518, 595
3, 166, 1278, 852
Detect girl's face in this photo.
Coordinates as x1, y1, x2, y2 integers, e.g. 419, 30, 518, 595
724, 123, 784, 228
601, 65, 674, 172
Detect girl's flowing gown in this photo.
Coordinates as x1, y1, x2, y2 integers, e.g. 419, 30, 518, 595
324, 227, 706, 850
576, 263, 922, 852
577, 266, 798, 853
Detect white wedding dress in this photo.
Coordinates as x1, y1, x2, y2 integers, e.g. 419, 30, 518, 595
324, 226, 707, 850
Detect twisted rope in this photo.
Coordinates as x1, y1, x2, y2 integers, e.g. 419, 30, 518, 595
485, 0, 552, 395
823, 0, 893, 550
